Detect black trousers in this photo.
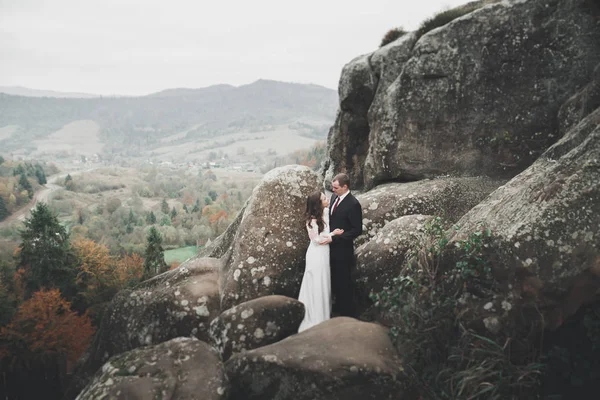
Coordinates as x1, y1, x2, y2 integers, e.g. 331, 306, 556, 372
330, 247, 355, 317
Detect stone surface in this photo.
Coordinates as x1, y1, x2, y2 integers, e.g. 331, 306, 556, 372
558, 62, 600, 135
210, 295, 305, 360
356, 177, 502, 247
324, 0, 600, 190
220, 165, 321, 310
451, 107, 600, 332
355, 215, 433, 313
76, 337, 228, 400
323, 33, 417, 189
225, 317, 411, 400
66, 257, 221, 399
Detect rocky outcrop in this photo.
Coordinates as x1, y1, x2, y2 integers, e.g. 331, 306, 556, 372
558, 62, 600, 135
356, 176, 502, 246
225, 317, 411, 400
209, 295, 305, 360
220, 165, 321, 310
355, 215, 433, 313
66, 258, 221, 399
450, 107, 600, 333
325, 0, 600, 190
323, 33, 417, 188
76, 338, 228, 400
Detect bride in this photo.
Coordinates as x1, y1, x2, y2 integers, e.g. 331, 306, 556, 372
298, 191, 343, 332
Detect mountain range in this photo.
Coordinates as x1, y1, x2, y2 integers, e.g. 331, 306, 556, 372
0, 80, 338, 163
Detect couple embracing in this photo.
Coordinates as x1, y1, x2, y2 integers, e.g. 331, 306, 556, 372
298, 173, 363, 332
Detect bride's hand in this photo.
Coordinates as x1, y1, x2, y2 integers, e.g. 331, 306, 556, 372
319, 236, 332, 245
332, 228, 344, 236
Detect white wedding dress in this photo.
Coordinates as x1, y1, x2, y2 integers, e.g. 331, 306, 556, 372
298, 208, 331, 333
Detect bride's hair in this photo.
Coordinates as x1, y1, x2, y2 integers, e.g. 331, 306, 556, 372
306, 191, 325, 233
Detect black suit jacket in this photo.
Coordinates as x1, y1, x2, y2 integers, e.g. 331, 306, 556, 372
329, 192, 363, 257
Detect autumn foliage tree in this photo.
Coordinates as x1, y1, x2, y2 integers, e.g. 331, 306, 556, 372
0, 289, 94, 369
72, 238, 115, 307
114, 253, 144, 285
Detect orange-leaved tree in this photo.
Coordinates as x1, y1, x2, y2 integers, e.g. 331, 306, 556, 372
0, 288, 94, 370
72, 238, 115, 306
114, 253, 144, 286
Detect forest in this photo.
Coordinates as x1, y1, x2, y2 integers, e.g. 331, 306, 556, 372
0, 141, 326, 399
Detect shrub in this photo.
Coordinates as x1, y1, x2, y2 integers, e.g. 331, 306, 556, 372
380, 27, 407, 47
370, 217, 542, 398
415, 1, 495, 42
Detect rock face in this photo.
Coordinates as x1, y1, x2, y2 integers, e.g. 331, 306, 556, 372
558, 62, 600, 135
323, 33, 417, 189
220, 165, 321, 310
355, 215, 433, 312
209, 295, 305, 361
356, 176, 502, 246
66, 258, 221, 399
325, 0, 600, 190
451, 107, 600, 332
76, 337, 228, 400
225, 317, 411, 400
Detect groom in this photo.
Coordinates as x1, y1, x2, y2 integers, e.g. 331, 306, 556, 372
322, 173, 362, 317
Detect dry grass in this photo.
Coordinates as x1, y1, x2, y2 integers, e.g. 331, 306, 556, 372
31, 120, 104, 156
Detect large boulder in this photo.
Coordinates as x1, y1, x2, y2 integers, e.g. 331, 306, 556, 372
450, 107, 600, 333
323, 32, 416, 188
325, 0, 600, 190
66, 257, 221, 399
209, 295, 305, 360
225, 317, 411, 400
356, 177, 502, 247
220, 165, 321, 310
558, 62, 600, 135
76, 337, 228, 400
355, 215, 433, 313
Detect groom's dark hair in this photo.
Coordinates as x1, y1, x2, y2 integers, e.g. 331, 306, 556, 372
333, 173, 350, 189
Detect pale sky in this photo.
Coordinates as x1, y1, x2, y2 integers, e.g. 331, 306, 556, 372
0, 0, 469, 96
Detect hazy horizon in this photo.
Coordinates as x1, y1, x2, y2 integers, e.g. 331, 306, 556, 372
1, 0, 470, 96
0, 78, 336, 98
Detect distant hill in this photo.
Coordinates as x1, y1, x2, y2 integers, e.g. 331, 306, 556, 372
0, 80, 338, 163
0, 86, 101, 98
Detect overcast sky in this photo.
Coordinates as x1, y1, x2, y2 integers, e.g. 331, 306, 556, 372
1, 0, 469, 96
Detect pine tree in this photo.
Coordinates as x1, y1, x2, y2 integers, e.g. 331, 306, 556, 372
183, 204, 189, 213
18, 173, 33, 196
34, 165, 47, 185
64, 174, 74, 191
17, 203, 76, 299
161, 199, 169, 214
126, 209, 136, 233
128, 209, 136, 225
192, 199, 200, 213
0, 196, 10, 221
146, 211, 156, 224
13, 164, 25, 176
143, 227, 167, 279
170, 207, 177, 219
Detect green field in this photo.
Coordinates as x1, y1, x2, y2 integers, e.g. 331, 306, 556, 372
164, 246, 198, 264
